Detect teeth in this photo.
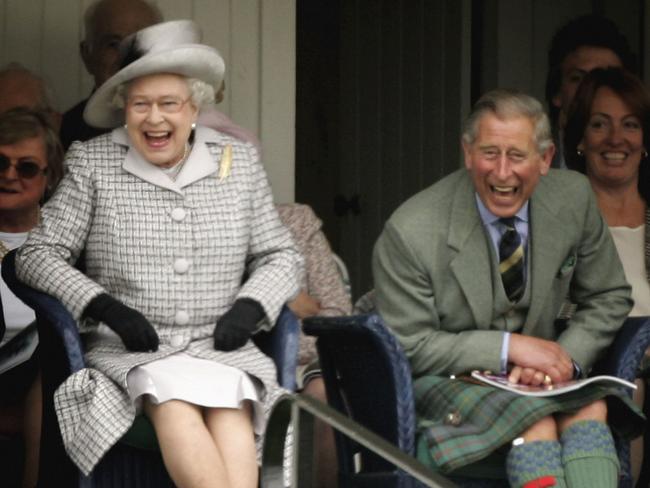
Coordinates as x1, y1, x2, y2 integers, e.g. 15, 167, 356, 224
493, 186, 514, 193
602, 152, 626, 160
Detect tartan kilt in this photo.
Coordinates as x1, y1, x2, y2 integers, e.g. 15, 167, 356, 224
414, 375, 645, 473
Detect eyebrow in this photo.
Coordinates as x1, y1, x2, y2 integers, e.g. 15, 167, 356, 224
590, 112, 639, 119
477, 145, 528, 154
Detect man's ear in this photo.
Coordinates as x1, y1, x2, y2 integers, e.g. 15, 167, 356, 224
540, 143, 555, 175
80, 41, 92, 72
462, 140, 473, 170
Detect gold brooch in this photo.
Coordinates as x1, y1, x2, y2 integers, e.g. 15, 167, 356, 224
218, 144, 232, 180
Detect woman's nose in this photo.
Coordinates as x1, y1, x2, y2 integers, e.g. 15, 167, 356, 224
146, 104, 164, 123
606, 124, 624, 145
0, 163, 19, 180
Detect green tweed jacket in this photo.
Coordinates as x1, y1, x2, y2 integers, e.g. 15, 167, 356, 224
373, 168, 633, 379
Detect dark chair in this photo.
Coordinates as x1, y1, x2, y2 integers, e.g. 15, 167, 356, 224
303, 313, 650, 488
1, 249, 300, 488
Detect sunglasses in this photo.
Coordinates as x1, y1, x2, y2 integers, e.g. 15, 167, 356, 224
0, 154, 48, 179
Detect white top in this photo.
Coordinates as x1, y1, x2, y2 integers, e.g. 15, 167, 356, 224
0, 231, 36, 346
609, 225, 650, 317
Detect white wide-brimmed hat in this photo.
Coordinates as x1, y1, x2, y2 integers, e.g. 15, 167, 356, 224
84, 20, 225, 128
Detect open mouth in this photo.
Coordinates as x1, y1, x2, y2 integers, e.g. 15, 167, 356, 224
144, 131, 171, 148
602, 151, 627, 162
491, 185, 518, 196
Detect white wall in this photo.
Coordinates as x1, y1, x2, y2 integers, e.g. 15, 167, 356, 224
0, 0, 296, 202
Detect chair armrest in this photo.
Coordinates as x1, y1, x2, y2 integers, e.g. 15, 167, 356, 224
592, 316, 650, 382
304, 313, 417, 456
253, 305, 300, 391
1, 250, 85, 373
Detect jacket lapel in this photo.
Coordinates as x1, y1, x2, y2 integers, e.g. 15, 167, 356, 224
525, 177, 569, 327
114, 126, 223, 194
114, 128, 182, 194
175, 127, 220, 188
448, 173, 494, 329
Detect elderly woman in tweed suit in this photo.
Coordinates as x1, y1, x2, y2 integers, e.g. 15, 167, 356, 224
15, 21, 302, 488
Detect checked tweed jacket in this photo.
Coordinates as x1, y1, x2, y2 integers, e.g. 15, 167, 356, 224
15, 126, 303, 474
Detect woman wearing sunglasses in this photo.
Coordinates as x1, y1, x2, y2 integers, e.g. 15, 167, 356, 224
0, 107, 63, 487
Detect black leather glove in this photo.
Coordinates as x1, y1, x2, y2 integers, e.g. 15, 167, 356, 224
84, 293, 159, 352
214, 298, 265, 351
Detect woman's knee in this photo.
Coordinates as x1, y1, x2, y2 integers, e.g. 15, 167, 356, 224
143, 398, 202, 426
302, 377, 326, 402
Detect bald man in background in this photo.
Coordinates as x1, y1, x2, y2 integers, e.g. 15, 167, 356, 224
0, 63, 60, 129
59, 0, 162, 149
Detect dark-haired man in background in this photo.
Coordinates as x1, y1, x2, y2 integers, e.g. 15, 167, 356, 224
545, 14, 635, 168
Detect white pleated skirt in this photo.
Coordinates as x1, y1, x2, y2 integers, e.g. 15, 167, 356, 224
126, 352, 265, 434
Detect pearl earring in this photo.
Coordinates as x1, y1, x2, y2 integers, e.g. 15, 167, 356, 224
124, 124, 127, 130
643, 150, 649, 159
191, 122, 196, 130
576, 149, 583, 157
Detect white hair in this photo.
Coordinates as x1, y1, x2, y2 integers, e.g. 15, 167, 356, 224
462, 89, 553, 155
110, 77, 216, 111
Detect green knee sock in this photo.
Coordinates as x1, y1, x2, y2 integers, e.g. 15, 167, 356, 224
561, 420, 619, 488
506, 440, 566, 488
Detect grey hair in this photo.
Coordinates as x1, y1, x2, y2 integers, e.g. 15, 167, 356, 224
0, 62, 58, 112
462, 89, 553, 155
83, 0, 163, 44
110, 77, 216, 111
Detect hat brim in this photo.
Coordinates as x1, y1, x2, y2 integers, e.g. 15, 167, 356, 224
84, 44, 225, 128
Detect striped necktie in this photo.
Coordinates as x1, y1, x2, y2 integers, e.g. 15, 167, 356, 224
498, 217, 525, 302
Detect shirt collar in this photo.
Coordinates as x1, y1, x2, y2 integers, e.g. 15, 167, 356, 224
475, 194, 529, 227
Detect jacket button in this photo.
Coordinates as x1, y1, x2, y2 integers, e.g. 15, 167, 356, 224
175, 310, 190, 325
171, 208, 186, 221
173, 258, 190, 274
444, 411, 462, 426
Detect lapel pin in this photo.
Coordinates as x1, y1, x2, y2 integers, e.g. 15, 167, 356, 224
218, 144, 232, 180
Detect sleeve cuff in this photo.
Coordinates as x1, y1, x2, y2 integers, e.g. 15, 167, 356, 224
500, 332, 511, 375
572, 359, 583, 379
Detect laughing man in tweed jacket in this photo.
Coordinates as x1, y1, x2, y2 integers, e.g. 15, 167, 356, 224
373, 89, 643, 487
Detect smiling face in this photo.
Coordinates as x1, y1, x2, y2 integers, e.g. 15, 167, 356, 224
125, 73, 198, 168
579, 86, 644, 190
463, 113, 553, 218
0, 135, 48, 225
553, 45, 622, 127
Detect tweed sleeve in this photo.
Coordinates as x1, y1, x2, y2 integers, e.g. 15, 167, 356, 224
557, 179, 633, 372
16, 142, 106, 320
373, 220, 504, 377
235, 145, 303, 326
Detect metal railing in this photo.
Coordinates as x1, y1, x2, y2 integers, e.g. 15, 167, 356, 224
261, 393, 457, 488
